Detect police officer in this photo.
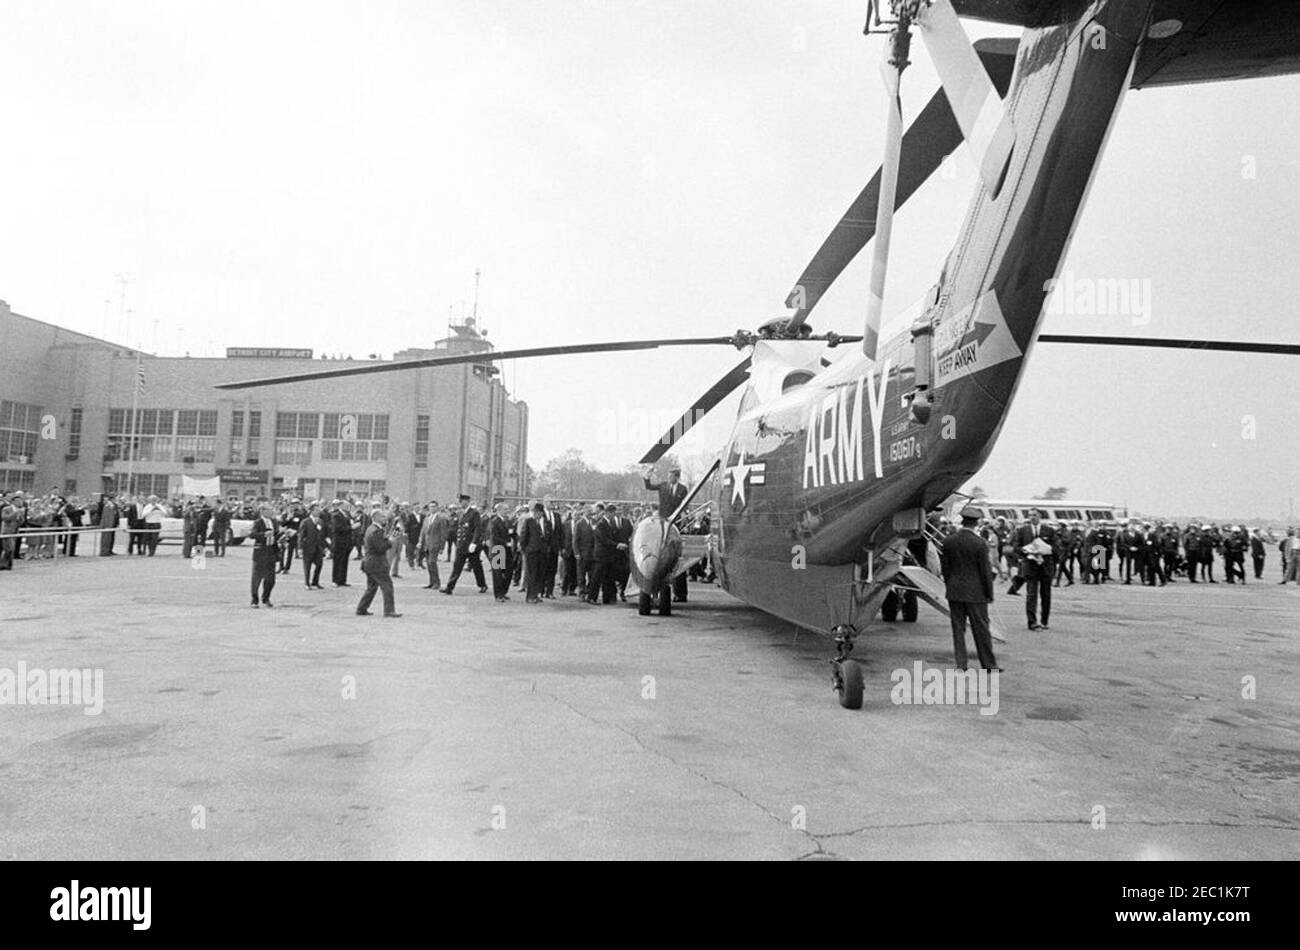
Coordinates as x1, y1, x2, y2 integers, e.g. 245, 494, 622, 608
442, 495, 487, 594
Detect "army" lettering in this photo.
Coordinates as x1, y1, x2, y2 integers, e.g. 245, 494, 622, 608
802, 358, 891, 489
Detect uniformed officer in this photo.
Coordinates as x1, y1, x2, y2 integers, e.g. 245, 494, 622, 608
442, 495, 487, 594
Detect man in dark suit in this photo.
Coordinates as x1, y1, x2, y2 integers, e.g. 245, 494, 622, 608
541, 498, 563, 599
609, 503, 633, 602
573, 505, 595, 600
486, 502, 514, 602
125, 496, 142, 554
356, 509, 401, 617
645, 466, 690, 602
443, 495, 487, 594
193, 497, 213, 557
588, 504, 619, 605
298, 505, 329, 589
519, 501, 551, 604
939, 507, 1000, 671
98, 493, 119, 556
1014, 508, 1055, 630
1250, 528, 1268, 579
559, 506, 578, 596
329, 501, 353, 587
419, 503, 452, 590
278, 502, 302, 573
210, 500, 232, 557
249, 505, 280, 608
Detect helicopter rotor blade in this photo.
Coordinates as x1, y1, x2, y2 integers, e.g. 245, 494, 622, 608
639, 357, 754, 465
862, 35, 908, 362
214, 334, 852, 391
1038, 335, 1300, 356
916, 0, 1017, 194
784, 39, 1016, 333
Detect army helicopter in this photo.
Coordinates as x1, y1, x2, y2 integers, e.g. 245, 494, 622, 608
219, 0, 1300, 708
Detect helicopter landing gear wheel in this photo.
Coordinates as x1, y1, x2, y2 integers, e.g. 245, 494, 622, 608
880, 590, 899, 622
901, 590, 918, 623
830, 624, 863, 710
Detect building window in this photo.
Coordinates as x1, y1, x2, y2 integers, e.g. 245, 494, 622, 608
0, 469, 36, 490
275, 412, 320, 439
113, 473, 171, 497
414, 414, 429, 469
467, 425, 488, 470
231, 410, 244, 438
274, 439, 313, 465
68, 408, 83, 459
503, 440, 518, 479
320, 412, 389, 463
318, 477, 385, 500
176, 436, 216, 464
105, 408, 219, 464
0, 400, 42, 465
248, 411, 261, 438
64, 478, 77, 495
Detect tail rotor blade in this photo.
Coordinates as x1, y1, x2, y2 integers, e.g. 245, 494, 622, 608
916, 0, 1016, 194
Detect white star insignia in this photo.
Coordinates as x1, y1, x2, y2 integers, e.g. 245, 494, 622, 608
726, 451, 766, 506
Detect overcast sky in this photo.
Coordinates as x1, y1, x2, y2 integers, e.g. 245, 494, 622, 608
2, 1, 1297, 520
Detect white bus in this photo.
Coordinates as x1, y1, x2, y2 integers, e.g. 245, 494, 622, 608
949, 498, 1124, 524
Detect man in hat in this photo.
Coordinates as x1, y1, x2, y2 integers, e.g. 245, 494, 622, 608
940, 507, 1000, 671
443, 494, 487, 594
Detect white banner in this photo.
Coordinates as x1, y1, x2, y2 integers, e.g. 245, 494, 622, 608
181, 475, 221, 497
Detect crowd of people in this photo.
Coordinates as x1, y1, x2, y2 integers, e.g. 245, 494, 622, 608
972, 511, 1298, 588
0, 488, 255, 566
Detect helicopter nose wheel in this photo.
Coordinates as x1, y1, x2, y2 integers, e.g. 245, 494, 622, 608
830, 624, 864, 709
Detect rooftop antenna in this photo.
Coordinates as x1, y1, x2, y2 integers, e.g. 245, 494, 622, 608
471, 267, 482, 330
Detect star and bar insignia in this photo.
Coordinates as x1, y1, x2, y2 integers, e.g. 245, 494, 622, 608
725, 451, 766, 506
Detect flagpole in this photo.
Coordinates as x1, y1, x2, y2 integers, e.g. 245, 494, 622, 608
125, 349, 142, 496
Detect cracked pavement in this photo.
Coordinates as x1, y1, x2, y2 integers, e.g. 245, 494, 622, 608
1, 548, 1296, 859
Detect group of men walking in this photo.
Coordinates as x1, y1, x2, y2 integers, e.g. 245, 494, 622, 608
240, 465, 695, 619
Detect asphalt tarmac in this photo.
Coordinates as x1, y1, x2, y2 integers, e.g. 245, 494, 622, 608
1, 546, 1296, 860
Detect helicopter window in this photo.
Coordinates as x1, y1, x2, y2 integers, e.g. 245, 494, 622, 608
738, 387, 761, 415
781, 370, 816, 393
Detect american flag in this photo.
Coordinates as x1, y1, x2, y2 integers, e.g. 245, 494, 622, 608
134, 363, 146, 396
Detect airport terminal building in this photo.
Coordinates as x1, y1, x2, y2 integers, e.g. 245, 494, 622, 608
0, 299, 528, 504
